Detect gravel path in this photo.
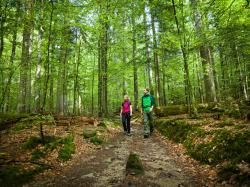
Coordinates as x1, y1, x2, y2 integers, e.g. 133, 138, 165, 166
26, 123, 202, 187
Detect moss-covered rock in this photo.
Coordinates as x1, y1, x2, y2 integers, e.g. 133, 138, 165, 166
156, 118, 250, 184
126, 152, 144, 175
90, 136, 104, 145
155, 105, 188, 117
82, 127, 97, 139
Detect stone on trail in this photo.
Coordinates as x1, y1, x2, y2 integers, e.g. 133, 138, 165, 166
126, 152, 144, 176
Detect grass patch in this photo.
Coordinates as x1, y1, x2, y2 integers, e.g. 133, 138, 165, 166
0, 165, 44, 187
59, 134, 75, 161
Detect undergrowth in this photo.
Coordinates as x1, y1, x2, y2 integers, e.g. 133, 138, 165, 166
0, 164, 44, 187
155, 118, 250, 184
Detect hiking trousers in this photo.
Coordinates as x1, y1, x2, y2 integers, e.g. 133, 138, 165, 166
122, 112, 131, 133
143, 111, 154, 136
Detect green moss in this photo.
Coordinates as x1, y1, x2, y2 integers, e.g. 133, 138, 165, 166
155, 105, 188, 117
90, 136, 104, 145
31, 149, 46, 160
126, 153, 144, 175
215, 119, 234, 128
0, 165, 44, 187
155, 119, 205, 143
82, 128, 97, 139
156, 119, 250, 165
59, 134, 75, 161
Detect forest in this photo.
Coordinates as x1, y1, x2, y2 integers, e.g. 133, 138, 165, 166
0, 0, 249, 186
0, 0, 249, 115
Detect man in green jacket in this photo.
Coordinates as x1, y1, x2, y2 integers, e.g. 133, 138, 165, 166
141, 88, 155, 138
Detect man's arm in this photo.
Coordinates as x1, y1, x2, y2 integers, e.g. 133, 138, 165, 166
130, 104, 133, 116
150, 96, 155, 112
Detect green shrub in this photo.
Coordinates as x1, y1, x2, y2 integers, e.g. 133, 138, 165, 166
59, 135, 75, 161
22, 137, 41, 150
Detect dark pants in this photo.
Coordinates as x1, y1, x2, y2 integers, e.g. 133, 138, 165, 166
122, 112, 131, 133
143, 111, 154, 135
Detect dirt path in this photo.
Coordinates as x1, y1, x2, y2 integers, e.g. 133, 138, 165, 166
26, 123, 203, 187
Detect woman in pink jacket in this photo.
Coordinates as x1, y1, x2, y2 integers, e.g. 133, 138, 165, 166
120, 95, 132, 136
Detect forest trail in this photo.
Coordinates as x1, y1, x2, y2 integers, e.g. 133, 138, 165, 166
25, 121, 202, 187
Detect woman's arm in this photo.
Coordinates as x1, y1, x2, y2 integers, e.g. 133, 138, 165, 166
130, 105, 133, 116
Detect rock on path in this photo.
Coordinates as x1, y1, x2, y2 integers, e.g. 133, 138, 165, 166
26, 124, 201, 187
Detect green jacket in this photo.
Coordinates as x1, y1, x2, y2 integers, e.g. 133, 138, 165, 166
141, 94, 155, 112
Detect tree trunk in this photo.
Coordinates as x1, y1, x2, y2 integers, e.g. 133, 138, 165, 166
18, 0, 33, 113
191, 0, 217, 103
73, 37, 81, 114
132, 4, 138, 111
143, 5, 153, 91
150, 7, 162, 106
98, 2, 109, 117
0, 2, 20, 112
171, 0, 192, 114
42, 1, 54, 112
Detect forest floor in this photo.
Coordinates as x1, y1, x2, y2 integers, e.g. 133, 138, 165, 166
25, 117, 224, 187
0, 114, 248, 187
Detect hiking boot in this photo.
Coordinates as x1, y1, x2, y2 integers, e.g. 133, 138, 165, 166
127, 133, 131, 136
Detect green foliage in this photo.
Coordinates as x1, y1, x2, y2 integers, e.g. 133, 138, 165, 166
59, 134, 75, 161
90, 136, 104, 145
0, 165, 44, 187
31, 149, 46, 160
22, 137, 41, 150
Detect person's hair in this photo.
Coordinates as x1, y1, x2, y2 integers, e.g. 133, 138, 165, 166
124, 95, 129, 100
145, 88, 150, 92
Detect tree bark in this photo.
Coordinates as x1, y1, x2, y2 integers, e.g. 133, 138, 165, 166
98, 2, 109, 117
42, 1, 54, 112
0, 1, 20, 112
143, 4, 153, 92
18, 0, 33, 113
150, 6, 162, 106
191, 0, 217, 102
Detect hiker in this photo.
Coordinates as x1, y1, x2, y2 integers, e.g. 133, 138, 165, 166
120, 95, 132, 135
141, 88, 155, 138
